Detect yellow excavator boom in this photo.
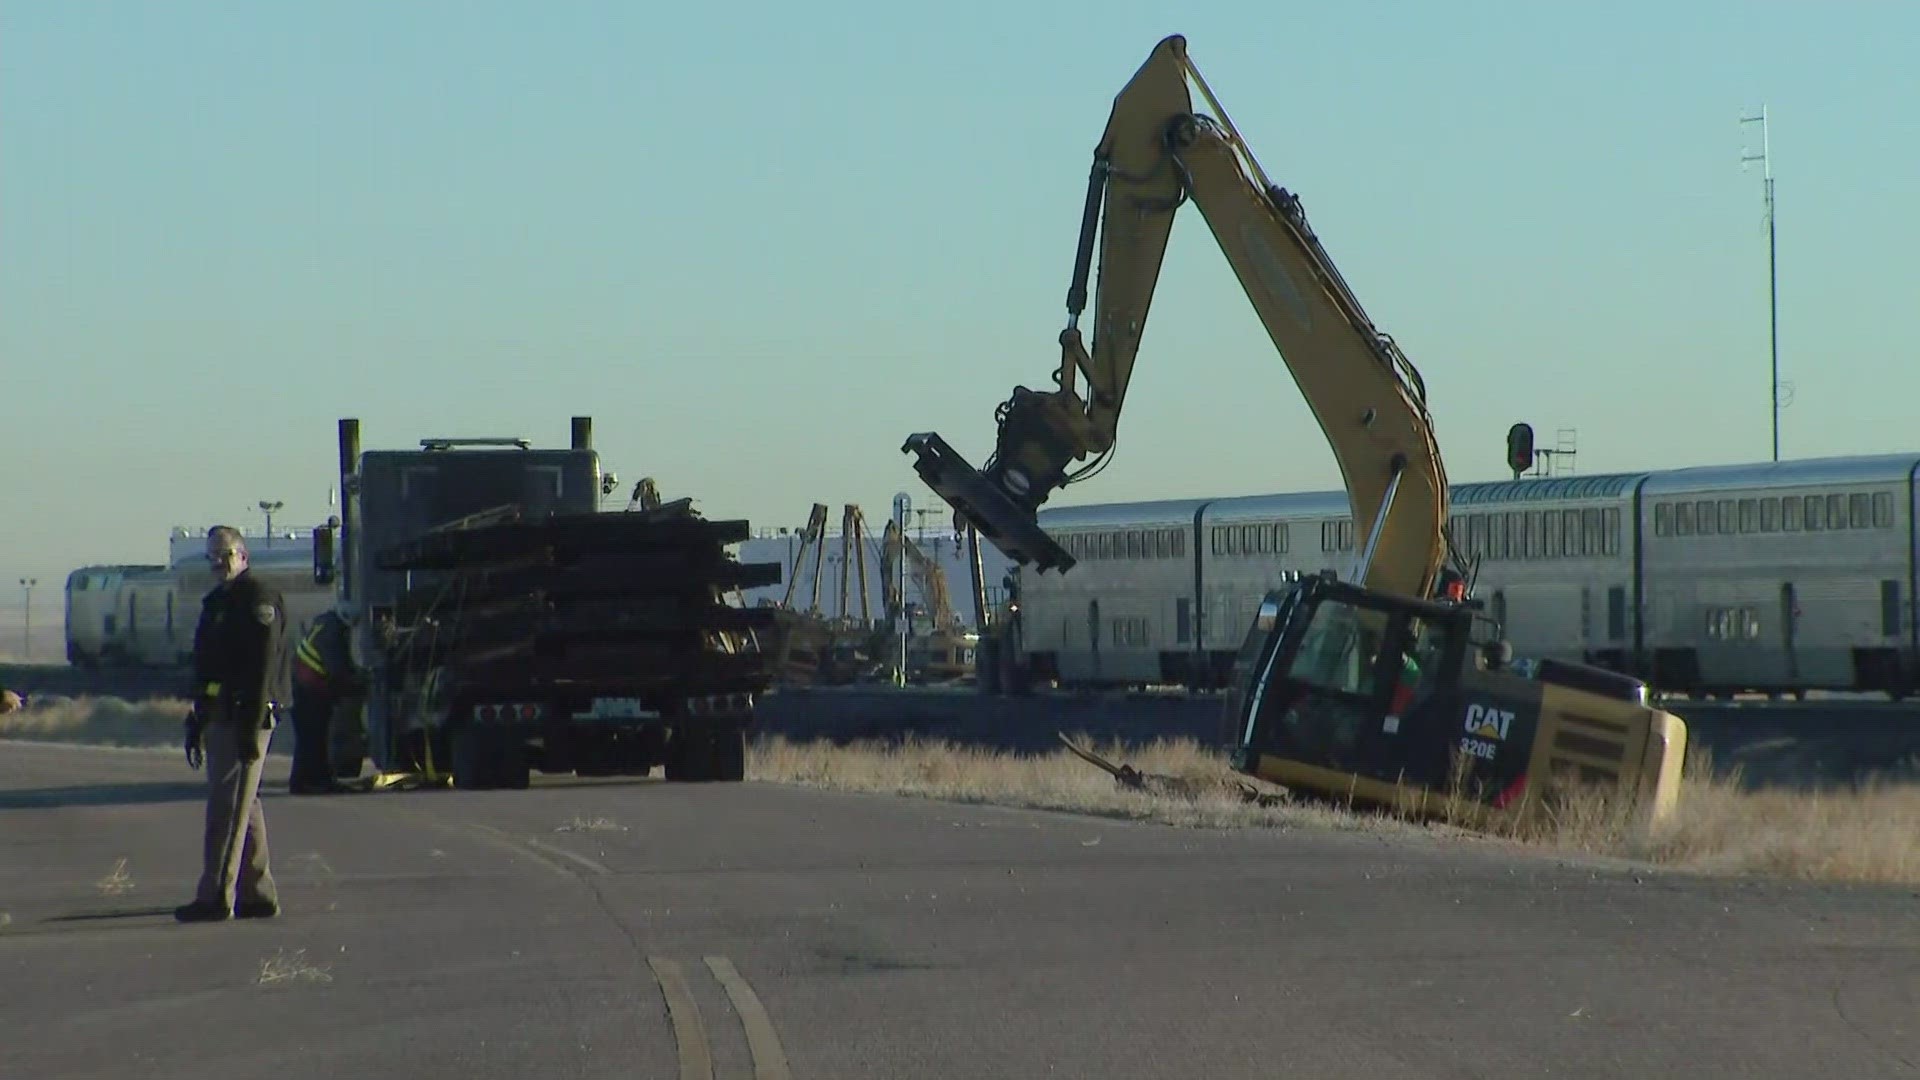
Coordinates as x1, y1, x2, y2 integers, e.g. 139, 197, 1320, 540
905, 33, 1451, 604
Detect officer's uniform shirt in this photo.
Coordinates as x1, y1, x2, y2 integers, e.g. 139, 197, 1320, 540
190, 568, 291, 727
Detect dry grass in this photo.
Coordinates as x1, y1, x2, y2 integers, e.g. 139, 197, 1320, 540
748, 735, 1920, 886
749, 733, 1387, 834
10, 697, 1918, 886
0, 694, 189, 748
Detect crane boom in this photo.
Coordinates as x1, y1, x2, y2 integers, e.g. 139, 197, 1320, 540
905, 33, 1451, 603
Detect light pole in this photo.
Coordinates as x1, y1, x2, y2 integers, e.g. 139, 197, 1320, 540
1741, 106, 1781, 462
18, 578, 34, 660
258, 500, 283, 546
892, 492, 912, 687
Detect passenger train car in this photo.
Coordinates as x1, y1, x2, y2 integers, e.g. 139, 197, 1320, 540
1016, 452, 1920, 699
65, 528, 336, 671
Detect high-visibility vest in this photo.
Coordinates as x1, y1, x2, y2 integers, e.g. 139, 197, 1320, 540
293, 613, 353, 693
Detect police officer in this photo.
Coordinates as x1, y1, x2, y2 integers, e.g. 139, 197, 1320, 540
175, 525, 290, 923
289, 605, 359, 794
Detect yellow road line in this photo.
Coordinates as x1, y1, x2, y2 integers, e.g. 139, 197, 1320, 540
706, 955, 792, 1080
648, 957, 714, 1080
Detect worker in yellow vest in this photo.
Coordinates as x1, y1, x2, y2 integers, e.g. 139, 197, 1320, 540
288, 608, 361, 794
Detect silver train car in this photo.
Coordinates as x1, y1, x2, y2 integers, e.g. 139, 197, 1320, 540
65, 532, 336, 672
1015, 452, 1920, 699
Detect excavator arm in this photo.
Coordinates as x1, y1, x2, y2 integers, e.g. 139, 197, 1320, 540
904, 34, 1452, 603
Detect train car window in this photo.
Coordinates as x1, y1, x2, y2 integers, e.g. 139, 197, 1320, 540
1582, 508, 1601, 555
1277, 524, 1290, 553
1676, 501, 1695, 536
1696, 500, 1715, 534
1176, 598, 1192, 644
1543, 510, 1561, 558
1739, 499, 1757, 533
1603, 507, 1620, 555
1802, 496, 1822, 531
1607, 586, 1627, 640
1744, 607, 1761, 640
1564, 509, 1582, 557
1850, 493, 1870, 529
1718, 499, 1735, 533
1783, 496, 1802, 531
1827, 494, 1846, 530
1761, 497, 1780, 532
1655, 502, 1671, 537
1882, 581, 1901, 637
1873, 492, 1895, 529
1173, 531, 1186, 558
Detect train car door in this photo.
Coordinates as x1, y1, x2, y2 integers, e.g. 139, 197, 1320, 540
1780, 582, 1801, 687
1087, 599, 1101, 681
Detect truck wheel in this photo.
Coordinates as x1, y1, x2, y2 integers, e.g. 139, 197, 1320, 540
451, 727, 494, 789
664, 729, 710, 782
453, 727, 528, 790
712, 729, 746, 782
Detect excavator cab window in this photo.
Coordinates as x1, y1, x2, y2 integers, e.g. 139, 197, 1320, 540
1235, 581, 1473, 783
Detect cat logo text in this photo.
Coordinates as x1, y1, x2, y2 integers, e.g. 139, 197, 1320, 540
1463, 703, 1514, 742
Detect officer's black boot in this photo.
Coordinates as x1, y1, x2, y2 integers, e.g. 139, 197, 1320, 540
173, 901, 232, 923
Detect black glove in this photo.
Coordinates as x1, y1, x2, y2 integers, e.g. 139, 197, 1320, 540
184, 709, 204, 770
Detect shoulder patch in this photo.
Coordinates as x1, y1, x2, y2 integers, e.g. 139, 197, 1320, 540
255, 602, 278, 626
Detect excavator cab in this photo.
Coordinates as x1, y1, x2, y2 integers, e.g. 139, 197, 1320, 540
1224, 578, 1508, 800
1225, 574, 1683, 825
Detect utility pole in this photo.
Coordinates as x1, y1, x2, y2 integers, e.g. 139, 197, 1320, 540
891, 492, 912, 687
1741, 106, 1780, 462
258, 499, 283, 546
17, 578, 34, 660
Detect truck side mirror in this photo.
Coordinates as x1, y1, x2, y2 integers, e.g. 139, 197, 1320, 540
314, 524, 336, 585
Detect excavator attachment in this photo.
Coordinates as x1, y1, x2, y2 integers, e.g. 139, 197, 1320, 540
901, 432, 1076, 573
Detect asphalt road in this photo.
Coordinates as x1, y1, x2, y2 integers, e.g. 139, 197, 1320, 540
2, 743, 1917, 1079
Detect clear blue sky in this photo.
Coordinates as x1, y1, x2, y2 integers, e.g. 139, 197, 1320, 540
3, 0, 1916, 620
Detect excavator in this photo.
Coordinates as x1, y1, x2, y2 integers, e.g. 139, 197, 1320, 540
880, 520, 979, 682
904, 34, 1686, 829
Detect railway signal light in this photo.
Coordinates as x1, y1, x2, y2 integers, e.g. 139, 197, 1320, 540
1506, 423, 1534, 479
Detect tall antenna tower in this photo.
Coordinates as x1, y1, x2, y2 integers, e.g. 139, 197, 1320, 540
1740, 105, 1782, 462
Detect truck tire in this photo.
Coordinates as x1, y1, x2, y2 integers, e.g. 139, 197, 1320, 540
712, 728, 746, 782
452, 727, 530, 790
664, 728, 711, 782
452, 726, 495, 789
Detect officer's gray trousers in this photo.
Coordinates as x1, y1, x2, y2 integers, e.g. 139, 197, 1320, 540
193, 718, 277, 910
